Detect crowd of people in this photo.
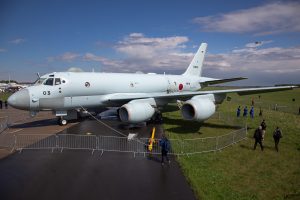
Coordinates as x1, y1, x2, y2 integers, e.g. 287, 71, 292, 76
236, 97, 284, 152
236, 105, 255, 118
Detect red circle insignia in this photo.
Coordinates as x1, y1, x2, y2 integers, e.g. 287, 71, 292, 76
179, 83, 183, 90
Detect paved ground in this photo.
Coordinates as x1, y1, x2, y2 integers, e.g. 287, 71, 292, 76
0, 108, 196, 200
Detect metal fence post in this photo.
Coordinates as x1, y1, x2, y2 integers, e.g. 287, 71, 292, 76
215, 136, 219, 151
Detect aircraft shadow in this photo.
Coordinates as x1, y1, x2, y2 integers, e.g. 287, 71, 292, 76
163, 117, 241, 134
10, 118, 58, 128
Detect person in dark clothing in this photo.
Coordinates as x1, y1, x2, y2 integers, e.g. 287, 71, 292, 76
4, 100, 8, 109
250, 106, 254, 119
0, 100, 2, 109
273, 127, 282, 152
243, 106, 248, 117
236, 106, 241, 117
253, 126, 264, 151
259, 107, 263, 117
159, 134, 171, 165
261, 119, 267, 140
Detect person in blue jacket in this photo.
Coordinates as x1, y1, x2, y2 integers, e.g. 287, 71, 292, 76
250, 106, 254, 118
243, 106, 248, 117
236, 106, 241, 117
159, 134, 171, 165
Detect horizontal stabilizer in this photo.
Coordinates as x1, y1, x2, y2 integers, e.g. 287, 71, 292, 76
200, 77, 247, 87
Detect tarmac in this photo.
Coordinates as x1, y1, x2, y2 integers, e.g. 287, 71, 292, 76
0, 107, 196, 200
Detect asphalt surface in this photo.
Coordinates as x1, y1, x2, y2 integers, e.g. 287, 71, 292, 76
0, 118, 196, 200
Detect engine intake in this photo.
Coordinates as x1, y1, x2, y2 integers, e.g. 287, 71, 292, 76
119, 102, 155, 123
181, 98, 215, 121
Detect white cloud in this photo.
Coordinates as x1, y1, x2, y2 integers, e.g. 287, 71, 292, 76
60, 52, 80, 61
193, 2, 300, 35
115, 33, 189, 59
48, 52, 80, 62
9, 38, 26, 45
83, 33, 193, 73
0, 48, 7, 52
204, 45, 300, 77
83, 53, 121, 68
245, 40, 272, 48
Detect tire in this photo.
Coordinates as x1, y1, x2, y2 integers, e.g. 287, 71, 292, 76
59, 118, 67, 126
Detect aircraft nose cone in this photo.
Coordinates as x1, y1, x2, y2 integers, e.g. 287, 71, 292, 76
7, 89, 30, 110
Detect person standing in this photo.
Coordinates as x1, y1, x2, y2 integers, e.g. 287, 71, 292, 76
273, 127, 282, 152
4, 100, 8, 109
243, 106, 248, 117
159, 134, 171, 165
250, 106, 254, 119
253, 126, 264, 151
0, 100, 2, 109
236, 106, 241, 117
251, 98, 254, 106
261, 119, 267, 140
259, 107, 263, 117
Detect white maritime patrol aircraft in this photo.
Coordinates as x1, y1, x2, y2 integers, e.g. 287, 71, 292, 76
8, 43, 296, 125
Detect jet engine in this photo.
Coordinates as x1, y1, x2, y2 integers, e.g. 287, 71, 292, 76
119, 102, 155, 123
181, 97, 216, 121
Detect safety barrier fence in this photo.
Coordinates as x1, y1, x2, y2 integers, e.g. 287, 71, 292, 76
0, 127, 247, 155
0, 116, 9, 133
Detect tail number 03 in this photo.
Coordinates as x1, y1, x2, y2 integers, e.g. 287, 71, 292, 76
43, 91, 51, 95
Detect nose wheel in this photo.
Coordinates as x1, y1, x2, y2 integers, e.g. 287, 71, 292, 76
58, 117, 68, 126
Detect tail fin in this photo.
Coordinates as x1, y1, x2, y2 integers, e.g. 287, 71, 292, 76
183, 43, 207, 76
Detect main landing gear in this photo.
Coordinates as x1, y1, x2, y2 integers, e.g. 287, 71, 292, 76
58, 117, 68, 126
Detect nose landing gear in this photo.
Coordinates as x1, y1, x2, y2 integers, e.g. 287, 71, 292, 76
58, 117, 68, 126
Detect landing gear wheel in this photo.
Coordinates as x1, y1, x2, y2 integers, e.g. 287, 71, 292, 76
58, 118, 68, 126
61, 119, 67, 126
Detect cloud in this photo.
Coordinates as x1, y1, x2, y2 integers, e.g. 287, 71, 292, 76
245, 40, 272, 48
83, 53, 121, 68
48, 52, 80, 62
9, 38, 26, 44
192, 2, 300, 35
0, 48, 7, 52
84, 33, 193, 73
67, 67, 84, 72
203, 44, 300, 85
115, 33, 189, 59
60, 52, 80, 61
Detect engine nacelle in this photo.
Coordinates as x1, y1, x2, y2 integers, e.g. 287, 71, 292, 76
119, 102, 155, 123
181, 98, 215, 121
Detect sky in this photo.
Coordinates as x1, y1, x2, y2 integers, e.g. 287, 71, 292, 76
0, 0, 300, 85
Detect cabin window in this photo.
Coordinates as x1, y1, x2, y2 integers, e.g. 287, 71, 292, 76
44, 78, 54, 86
55, 78, 61, 85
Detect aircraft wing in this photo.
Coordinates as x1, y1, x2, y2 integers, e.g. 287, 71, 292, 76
103, 85, 297, 103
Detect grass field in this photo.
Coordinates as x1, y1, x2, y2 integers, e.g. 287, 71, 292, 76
162, 88, 300, 200
0, 92, 12, 102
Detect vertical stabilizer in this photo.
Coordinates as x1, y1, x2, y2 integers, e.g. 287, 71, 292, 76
183, 43, 207, 76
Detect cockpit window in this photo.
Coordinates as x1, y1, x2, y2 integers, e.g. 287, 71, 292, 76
44, 78, 54, 86
55, 78, 61, 85
34, 78, 46, 85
